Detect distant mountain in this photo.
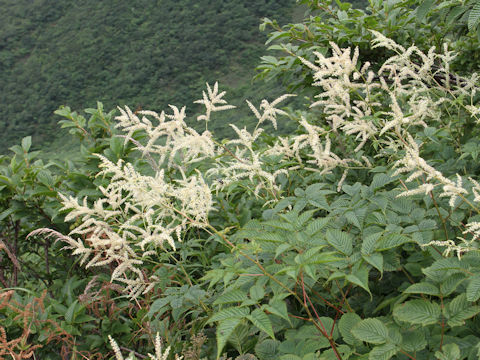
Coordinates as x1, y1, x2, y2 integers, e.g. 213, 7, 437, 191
0, 0, 294, 152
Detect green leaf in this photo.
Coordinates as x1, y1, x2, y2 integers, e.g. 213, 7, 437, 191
346, 264, 371, 297
403, 282, 439, 296
0, 208, 15, 222
466, 274, 480, 301
217, 317, 242, 358
146, 298, 171, 319
338, 312, 362, 345
226, 321, 249, 354
214, 289, 249, 305
416, 0, 435, 22
21, 136, 32, 152
370, 173, 396, 191
295, 250, 343, 267
469, 1, 480, 31
376, 233, 412, 251
400, 330, 426, 352
326, 229, 353, 256
207, 307, 250, 323
435, 343, 461, 360
250, 284, 265, 301
345, 210, 363, 230
362, 232, 382, 255
247, 309, 275, 339
255, 339, 280, 360
440, 273, 466, 296
446, 6, 467, 26
74, 314, 96, 323
265, 299, 291, 325
446, 293, 480, 327
422, 257, 466, 282
368, 343, 398, 360
306, 218, 330, 235
110, 136, 123, 156
250, 231, 286, 243
362, 253, 383, 274
65, 300, 79, 324
275, 243, 292, 258
393, 300, 440, 325
318, 345, 353, 360
279, 355, 302, 360
351, 318, 389, 344
36, 170, 55, 187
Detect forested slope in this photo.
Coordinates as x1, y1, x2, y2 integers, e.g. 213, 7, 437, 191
0, 0, 293, 152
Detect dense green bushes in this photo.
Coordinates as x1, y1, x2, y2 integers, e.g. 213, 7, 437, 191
2, 0, 480, 359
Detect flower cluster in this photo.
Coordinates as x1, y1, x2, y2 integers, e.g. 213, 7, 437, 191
109, 333, 182, 360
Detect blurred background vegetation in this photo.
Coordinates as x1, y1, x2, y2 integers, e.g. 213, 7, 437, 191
0, 0, 301, 153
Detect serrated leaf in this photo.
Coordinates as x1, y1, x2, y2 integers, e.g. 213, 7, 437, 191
338, 312, 362, 345
318, 345, 352, 360
469, 1, 480, 31
345, 211, 362, 229
247, 309, 275, 339
435, 343, 460, 360
227, 322, 250, 354
250, 284, 265, 301
255, 339, 280, 360
446, 6, 467, 25
275, 243, 292, 259
362, 232, 382, 255
346, 264, 371, 297
264, 221, 294, 232
0, 208, 15, 222
376, 233, 412, 251
403, 282, 439, 296
207, 306, 249, 323
440, 273, 466, 296
252, 231, 286, 243
279, 355, 302, 360
326, 229, 353, 256
265, 299, 291, 325
416, 0, 435, 22
36, 170, 55, 187
306, 218, 330, 235
401, 330, 426, 352
21, 136, 32, 152
295, 250, 342, 267
214, 289, 249, 305
146, 297, 171, 319
65, 300, 79, 324
446, 293, 480, 327
217, 317, 242, 358
370, 173, 395, 191
297, 210, 316, 227
393, 300, 440, 325
389, 197, 413, 214
351, 318, 388, 344
362, 253, 383, 274
466, 274, 480, 301
369, 343, 398, 360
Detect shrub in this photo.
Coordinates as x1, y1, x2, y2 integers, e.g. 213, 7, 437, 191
30, 31, 480, 359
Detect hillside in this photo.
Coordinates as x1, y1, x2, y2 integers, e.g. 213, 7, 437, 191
0, 0, 294, 152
